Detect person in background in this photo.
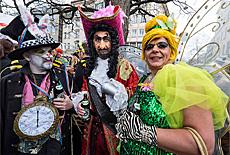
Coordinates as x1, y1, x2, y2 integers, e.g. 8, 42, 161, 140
0, 38, 23, 78
115, 14, 228, 155
67, 56, 72, 65
56, 48, 69, 65
71, 51, 80, 72
72, 42, 90, 155
73, 42, 90, 92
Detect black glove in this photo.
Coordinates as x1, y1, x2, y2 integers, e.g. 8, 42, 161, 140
115, 110, 157, 147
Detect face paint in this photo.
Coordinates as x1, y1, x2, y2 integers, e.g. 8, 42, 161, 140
93, 31, 111, 59
28, 47, 54, 72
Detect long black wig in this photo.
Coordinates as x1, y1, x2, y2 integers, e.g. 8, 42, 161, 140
84, 23, 120, 79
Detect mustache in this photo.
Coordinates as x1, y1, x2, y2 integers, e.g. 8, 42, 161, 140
98, 48, 109, 51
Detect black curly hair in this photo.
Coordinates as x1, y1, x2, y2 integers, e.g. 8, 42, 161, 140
84, 23, 120, 79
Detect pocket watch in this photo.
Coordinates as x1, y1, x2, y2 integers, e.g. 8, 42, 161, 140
14, 95, 59, 141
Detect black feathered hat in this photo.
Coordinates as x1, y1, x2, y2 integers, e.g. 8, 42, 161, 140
0, 4, 59, 60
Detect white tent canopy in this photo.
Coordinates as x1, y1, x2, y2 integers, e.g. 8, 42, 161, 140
0, 13, 15, 25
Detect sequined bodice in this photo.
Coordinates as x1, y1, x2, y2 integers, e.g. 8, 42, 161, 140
120, 74, 174, 155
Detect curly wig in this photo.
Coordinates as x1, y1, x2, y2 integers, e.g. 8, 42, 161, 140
84, 23, 120, 79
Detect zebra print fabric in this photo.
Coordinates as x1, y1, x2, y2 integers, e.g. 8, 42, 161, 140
116, 110, 157, 147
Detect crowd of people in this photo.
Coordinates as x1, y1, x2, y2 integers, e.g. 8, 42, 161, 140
0, 2, 229, 155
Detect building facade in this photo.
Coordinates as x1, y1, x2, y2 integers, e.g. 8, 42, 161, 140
51, 0, 167, 54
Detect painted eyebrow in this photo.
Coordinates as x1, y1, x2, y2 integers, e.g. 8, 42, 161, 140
94, 35, 100, 38
103, 36, 111, 40
94, 35, 111, 40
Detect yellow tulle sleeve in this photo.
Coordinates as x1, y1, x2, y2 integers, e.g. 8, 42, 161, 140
151, 62, 228, 130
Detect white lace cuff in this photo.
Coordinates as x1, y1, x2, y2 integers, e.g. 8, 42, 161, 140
106, 79, 128, 117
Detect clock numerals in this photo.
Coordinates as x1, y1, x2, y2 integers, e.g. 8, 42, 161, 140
20, 125, 28, 132
48, 116, 52, 119
29, 109, 33, 113
43, 126, 49, 130
28, 129, 32, 135
36, 106, 40, 111
20, 121, 25, 125
47, 122, 52, 125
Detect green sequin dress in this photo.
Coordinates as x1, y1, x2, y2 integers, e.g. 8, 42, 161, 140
120, 74, 175, 155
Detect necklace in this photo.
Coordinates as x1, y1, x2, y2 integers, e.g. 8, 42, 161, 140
148, 74, 154, 82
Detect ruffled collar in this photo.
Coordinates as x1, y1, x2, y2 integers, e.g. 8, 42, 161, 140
89, 57, 110, 85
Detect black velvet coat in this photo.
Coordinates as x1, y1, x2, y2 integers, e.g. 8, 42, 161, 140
0, 63, 74, 155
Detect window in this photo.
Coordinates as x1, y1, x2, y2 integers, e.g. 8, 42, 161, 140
52, 24, 56, 32
75, 10, 79, 15
140, 15, 146, 23
76, 20, 80, 26
137, 42, 142, 49
68, 43, 70, 49
53, 14, 56, 21
68, 32, 70, 39
47, 25, 51, 33
222, 44, 225, 55
223, 27, 227, 40
130, 42, 136, 47
131, 29, 137, 38
63, 43, 66, 50
139, 29, 144, 37
127, 30, 130, 38
132, 15, 137, 24
75, 43, 78, 49
64, 32, 67, 39
95, 2, 104, 10
52, 35, 56, 40
76, 30, 79, 38
226, 41, 230, 56
141, 3, 147, 8
65, 23, 67, 28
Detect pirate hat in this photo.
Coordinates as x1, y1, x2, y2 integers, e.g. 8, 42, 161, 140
0, 4, 59, 60
78, 2, 126, 45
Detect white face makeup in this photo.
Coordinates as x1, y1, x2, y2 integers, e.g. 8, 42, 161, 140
24, 47, 54, 74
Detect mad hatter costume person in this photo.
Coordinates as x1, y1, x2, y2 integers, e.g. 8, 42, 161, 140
115, 14, 228, 154
0, 4, 75, 155
72, 3, 139, 155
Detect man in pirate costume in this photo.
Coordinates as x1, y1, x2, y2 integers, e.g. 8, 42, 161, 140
0, 4, 74, 155
72, 3, 139, 155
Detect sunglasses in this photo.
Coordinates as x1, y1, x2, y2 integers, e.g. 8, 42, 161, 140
36, 49, 53, 55
144, 42, 169, 51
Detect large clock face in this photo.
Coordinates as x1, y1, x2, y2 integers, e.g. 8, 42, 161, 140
18, 105, 55, 136
14, 97, 59, 141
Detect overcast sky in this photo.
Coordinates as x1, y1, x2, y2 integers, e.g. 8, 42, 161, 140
167, 0, 208, 34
